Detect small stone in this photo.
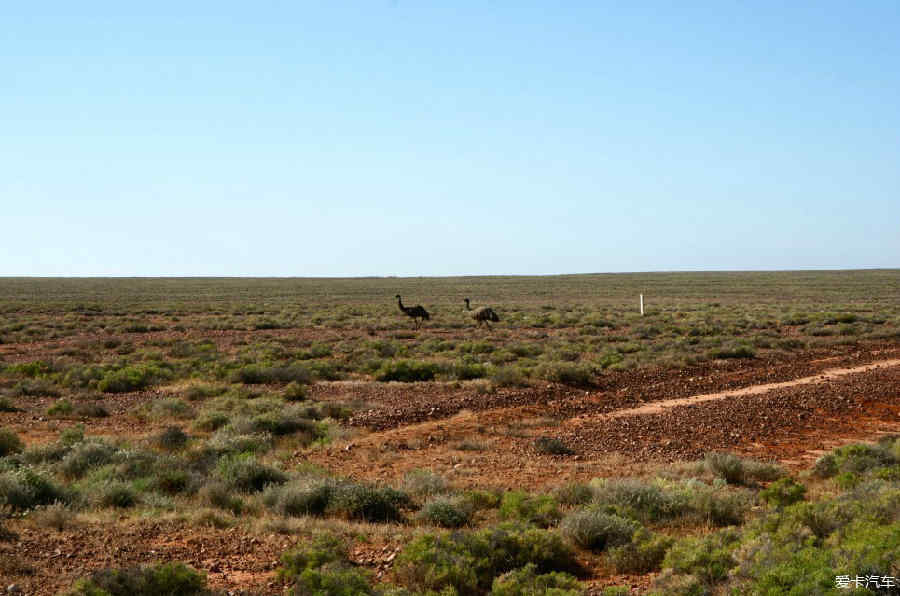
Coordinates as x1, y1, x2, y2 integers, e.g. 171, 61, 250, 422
8, 585, 23, 595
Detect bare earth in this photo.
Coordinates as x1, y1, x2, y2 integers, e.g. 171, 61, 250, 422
3, 343, 900, 594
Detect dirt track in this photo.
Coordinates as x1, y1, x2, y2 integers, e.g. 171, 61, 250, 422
307, 346, 900, 488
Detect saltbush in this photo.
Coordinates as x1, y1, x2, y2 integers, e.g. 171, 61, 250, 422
418, 496, 474, 529
396, 522, 578, 594
489, 563, 582, 596
216, 454, 287, 493
499, 491, 561, 528
0, 427, 24, 457
0, 467, 72, 511
376, 360, 440, 382
558, 509, 637, 551
62, 562, 209, 596
760, 477, 806, 508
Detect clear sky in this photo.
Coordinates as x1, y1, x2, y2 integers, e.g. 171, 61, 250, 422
3, 2, 898, 276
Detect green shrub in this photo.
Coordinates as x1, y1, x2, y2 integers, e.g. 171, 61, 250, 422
193, 411, 230, 432
280, 533, 376, 596
264, 478, 336, 518
490, 367, 529, 388
99, 365, 169, 393
499, 491, 561, 528
590, 478, 674, 523
198, 482, 244, 515
403, 469, 449, 499
533, 363, 594, 387
418, 496, 474, 529
60, 441, 121, 478
142, 398, 194, 420
62, 562, 209, 596
183, 383, 226, 401
327, 482, 411, 522
662, 528, 740, 586
376, 360, 440, 382
0, 428, 24, 457
74, 402, 110, 418
0, 467, 72, 511
448, 362, 489, 381
154, 426, 188, 451
216, 454, 287, 493
558, 509, 637, 551
760, 477, 806, 508
11, 378, 60, 397
704, 452, 783, 486
47, 398, 74, 416
552, 483, 594, 506
281, 533, 347, 579
95, 480, 138, 508
231, 363, 312, 385
534, 437, 575, 456
283, 381, 308, 401
707, 343, 755, 359
396, 522, 578, 594
489, 563, 582, 596
607, 528, 673, 574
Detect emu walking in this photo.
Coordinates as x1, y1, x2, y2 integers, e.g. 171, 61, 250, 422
396, 295, 430, 329
464, 298, 500, 330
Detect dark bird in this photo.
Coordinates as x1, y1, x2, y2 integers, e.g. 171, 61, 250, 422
464, 298, 500, 330
396, 294, 430, 329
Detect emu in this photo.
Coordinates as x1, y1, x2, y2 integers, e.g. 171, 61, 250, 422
464, 298, 500, 330
395, 295, 430, 329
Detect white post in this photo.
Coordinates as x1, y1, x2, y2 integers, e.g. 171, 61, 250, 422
640, 294, 644, 316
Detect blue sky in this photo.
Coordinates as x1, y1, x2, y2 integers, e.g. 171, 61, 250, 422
3, 1, 898, 276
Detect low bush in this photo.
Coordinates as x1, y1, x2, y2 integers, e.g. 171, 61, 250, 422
280, 533, 376, 596
707, 343, 755, 359
198, 481, 244, 515
375, 360, 440, 382
193, 411, 230, 432
231, 363, 313, 385
95, 480, 138, 508
760, 477, 806, 508
47, 398, 74, 416
396, 522, 578, 594
558, 509, 637, 551
327, 482, 412, 523
283, 381, 308, 401
499, 491, 561, 528
533, 362, 594, 387
61, 562, 209, 596
11, 378, 60, 397
216, 454, 287, 493
154, 426, 189, 451
553, 483, 594, 506
73, 402, 110, 418
99, 364, 170, 393
60, 441, 121, 479
661, 527, 740, 586
418, 496, 474, 528
704, 452, 783, 486
264, 477, 336, 518
489, 563, 581, 596
0, 428, 24, 457
490, 366, 529, 388
403, 469, 449, 499
0, 467, 72, 511
607, 528, 673, 574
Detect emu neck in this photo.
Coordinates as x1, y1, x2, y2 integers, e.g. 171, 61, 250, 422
397, 297, 405, 311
